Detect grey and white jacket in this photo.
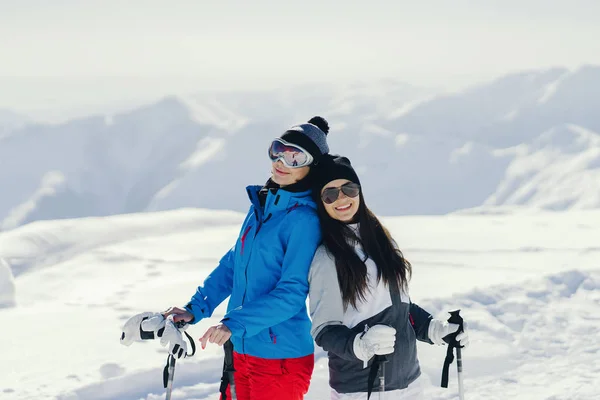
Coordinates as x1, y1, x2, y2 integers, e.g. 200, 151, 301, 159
308, 229, 433, 394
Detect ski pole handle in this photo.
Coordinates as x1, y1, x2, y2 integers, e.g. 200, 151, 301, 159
443, 309, 464, 347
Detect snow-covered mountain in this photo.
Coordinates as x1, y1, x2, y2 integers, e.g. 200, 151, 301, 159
0, 81, 427, 229
484, 124, 600, 210
2, 67, 600, 229
381, 66, 600, 147
0, 258, 15, 308
331, 66, 600, 214
0, 109, 31, 139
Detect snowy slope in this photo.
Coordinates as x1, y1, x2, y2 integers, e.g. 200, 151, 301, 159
1, 208, 599, 399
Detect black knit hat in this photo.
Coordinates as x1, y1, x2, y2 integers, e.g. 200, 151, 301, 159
279, 116, 330, 164
313, 154, 361, 190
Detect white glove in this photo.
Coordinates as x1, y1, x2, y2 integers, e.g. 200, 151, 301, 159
353, 325, 396, 368
140, 313, 167, 337
160, 315, 189, 359
120, 311, 165, 346
428, 319, 470, 348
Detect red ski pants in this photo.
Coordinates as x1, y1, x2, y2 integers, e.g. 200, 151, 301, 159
220, 351, 314, 400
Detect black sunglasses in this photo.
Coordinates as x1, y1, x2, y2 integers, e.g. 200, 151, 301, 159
321, 182, 361, 204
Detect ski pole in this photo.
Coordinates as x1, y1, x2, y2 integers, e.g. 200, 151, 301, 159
456, 346, 465, 400
377, 355, 388, 400
162, 320, 195, 400
226, 341, 237, 400
440, 309, 465, 399
221, 339, 237, 400
164, 355, 176, 400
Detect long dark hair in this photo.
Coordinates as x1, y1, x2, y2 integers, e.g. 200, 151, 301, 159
315, 189, 412, 311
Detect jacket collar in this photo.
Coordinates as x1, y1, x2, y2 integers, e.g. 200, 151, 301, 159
246, 182, 316, 222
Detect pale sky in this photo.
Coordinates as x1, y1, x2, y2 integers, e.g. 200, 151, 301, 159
1, 0, 600, 118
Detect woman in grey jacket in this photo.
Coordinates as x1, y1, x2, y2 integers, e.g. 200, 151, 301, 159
308, 155, 470, 400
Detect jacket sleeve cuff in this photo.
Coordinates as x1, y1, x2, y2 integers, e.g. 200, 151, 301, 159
221, 317, 245, 337
183, 303, 200, 325
422, 317, 434, 344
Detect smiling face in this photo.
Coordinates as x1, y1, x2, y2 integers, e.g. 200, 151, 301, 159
321, 179, 361, 222
271, 160, 310, 186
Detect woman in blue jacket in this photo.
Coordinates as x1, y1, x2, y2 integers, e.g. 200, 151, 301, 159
121, 116, 330, 400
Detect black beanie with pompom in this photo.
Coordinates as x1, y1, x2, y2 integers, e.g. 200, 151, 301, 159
279, 116, 330, 164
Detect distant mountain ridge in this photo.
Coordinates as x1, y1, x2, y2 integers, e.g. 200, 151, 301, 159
1, 66, 599, 229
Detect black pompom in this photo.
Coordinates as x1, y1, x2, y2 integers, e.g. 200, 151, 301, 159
308, 116, 329, 135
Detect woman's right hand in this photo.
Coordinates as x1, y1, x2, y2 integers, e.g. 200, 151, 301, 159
353, 325, 396, 365
162, 306, 194, 324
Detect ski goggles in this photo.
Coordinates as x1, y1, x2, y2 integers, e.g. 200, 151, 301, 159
321, 182, 361, 204
268, 138, 314, 168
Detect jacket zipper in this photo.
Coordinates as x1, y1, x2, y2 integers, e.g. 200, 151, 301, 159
241, 222, 262, 305
240, 191, 274, 352
240, 215, 263, 353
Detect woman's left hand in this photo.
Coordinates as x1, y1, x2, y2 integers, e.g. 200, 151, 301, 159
199, 323, 232, 349
429, 319, 470, 348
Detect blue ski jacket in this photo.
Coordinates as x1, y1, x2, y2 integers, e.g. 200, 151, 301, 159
185, 184, 322, 359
